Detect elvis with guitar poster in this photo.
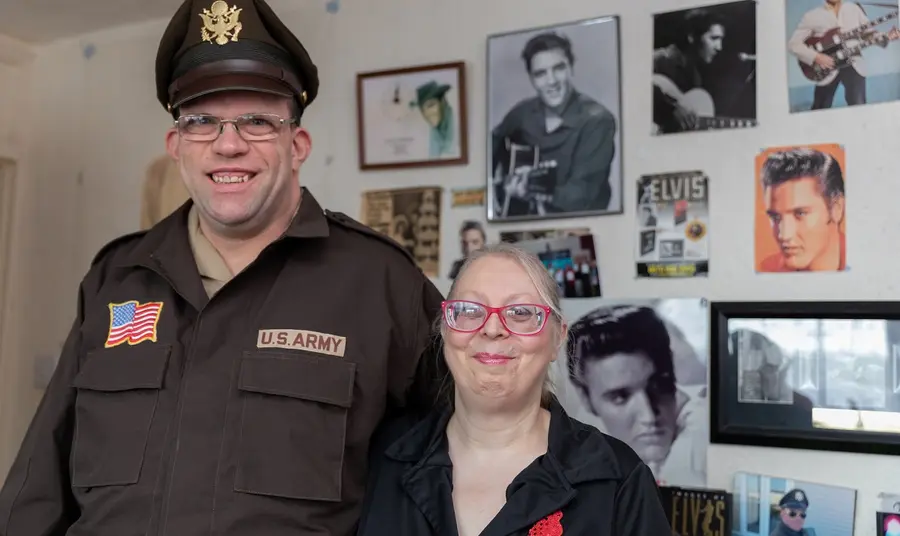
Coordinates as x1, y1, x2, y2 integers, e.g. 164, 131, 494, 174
651, 1, 758, 135
786, 0, 900, 112
486, 16, 623, 222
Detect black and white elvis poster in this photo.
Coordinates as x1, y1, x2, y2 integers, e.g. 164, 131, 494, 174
551, 297, 709, 487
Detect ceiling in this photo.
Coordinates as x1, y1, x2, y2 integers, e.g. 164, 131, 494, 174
0, 0, 312, 44
0, 0, 185, 43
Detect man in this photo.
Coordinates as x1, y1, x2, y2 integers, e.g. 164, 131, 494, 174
490, 32, 617, 218
448, 220, 485, 279
758, 148, 846, 272
0, 1, 444, 535
652, 8, 725, 133
566, 305, 707, 486
788, 0, 889, 109
770, 489, 811, 536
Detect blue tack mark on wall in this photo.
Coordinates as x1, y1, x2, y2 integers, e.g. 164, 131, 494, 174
325, 0, 339, 13
83, 43, 96, 59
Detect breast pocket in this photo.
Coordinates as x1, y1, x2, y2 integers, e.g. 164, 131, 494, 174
235, 351, 356, 502
71, 344, 171, 488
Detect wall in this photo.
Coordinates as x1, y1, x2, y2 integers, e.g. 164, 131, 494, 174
0, 32, 36, 479
4, 0, 899, 533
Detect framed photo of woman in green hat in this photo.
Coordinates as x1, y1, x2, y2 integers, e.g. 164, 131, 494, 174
355, 61, 468, 170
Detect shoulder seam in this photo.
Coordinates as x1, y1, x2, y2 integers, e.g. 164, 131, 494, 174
324, 209, 419, 267
91, 230, 148, 267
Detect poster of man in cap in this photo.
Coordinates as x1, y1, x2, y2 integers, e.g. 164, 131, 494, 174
731, 472, 857, 536
356, 61, 468, 170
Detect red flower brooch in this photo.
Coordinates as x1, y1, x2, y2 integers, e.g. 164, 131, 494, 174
528, 511, 563, 536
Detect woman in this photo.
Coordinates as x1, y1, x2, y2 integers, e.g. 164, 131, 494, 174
357, 244, 670, 535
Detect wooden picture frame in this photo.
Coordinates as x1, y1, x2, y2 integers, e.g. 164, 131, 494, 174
710, 300, 900, 456
356, 61, 468, 171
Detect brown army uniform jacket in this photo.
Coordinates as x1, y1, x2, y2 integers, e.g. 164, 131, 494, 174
0, 188, 444, 536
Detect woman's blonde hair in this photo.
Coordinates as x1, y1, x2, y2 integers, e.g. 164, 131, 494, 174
432, 242, 565, 407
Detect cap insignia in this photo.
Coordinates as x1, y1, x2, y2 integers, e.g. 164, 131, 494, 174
200, 1, 243, 46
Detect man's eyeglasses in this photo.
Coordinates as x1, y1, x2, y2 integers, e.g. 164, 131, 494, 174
175, 113, 296, 142
785, 510, 806, 519
441, 300, 551, 336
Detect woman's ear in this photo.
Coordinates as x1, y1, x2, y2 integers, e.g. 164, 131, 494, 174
552, 323, 569, 362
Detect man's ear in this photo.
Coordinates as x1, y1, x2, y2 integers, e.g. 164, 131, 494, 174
291, 127, 312, 172
165, 128, 180, 160
829, 195, 845, 225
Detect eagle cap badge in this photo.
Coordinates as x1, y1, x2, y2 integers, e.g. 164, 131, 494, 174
200, 0, 243, 45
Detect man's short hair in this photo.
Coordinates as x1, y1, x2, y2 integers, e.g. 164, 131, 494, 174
683, 8, 725, 43
459, 220, 485, 239
761, 148, 845, 207
567, 305, 675, 389
521, 32, 575, 73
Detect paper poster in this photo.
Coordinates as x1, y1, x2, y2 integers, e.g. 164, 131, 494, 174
552, 298, 709, 487
636, 171, 709, 278
360, 186, 441, 277
754, 143, 847, 273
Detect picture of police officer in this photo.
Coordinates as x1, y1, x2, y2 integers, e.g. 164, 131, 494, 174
771, 489, 810, 536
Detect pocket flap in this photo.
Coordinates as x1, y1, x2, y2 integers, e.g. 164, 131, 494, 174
73, 344, 172, 392
238, 351, 356, 408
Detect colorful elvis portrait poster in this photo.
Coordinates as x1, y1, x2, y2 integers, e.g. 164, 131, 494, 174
754, 143, 846, 273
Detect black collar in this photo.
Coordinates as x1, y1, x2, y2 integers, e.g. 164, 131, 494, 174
384, 397, 622, 535
116, 187, 330, 311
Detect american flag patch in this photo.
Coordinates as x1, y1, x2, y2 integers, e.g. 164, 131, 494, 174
104, 301, 164, 348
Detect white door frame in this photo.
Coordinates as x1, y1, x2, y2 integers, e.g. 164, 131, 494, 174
0, 158, 15, 350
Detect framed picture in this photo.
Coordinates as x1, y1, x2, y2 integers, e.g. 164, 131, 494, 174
486, 16, 624, 222
732, 472, 857, 536
710, 300, 900, 456
355, 61, 468, 170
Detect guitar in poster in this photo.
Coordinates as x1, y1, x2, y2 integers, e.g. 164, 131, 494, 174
635, 171, 709, 278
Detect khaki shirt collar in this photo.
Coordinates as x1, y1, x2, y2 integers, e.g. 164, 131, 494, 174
186, 204, 232, 295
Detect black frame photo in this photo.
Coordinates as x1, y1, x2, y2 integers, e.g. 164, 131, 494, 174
711, 300, 900, 456
485, 15, 624, 223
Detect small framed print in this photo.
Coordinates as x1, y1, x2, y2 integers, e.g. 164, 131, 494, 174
711, 300, 900, 456
355, 61, 468, 171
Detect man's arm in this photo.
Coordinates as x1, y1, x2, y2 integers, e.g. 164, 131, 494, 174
388, 275, 446, 418
0, 287, 85, 535
549, 112, 616, 212
787, 11, 821, 65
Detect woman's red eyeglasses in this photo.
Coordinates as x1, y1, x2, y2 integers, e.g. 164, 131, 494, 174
441, 300, 551, 336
